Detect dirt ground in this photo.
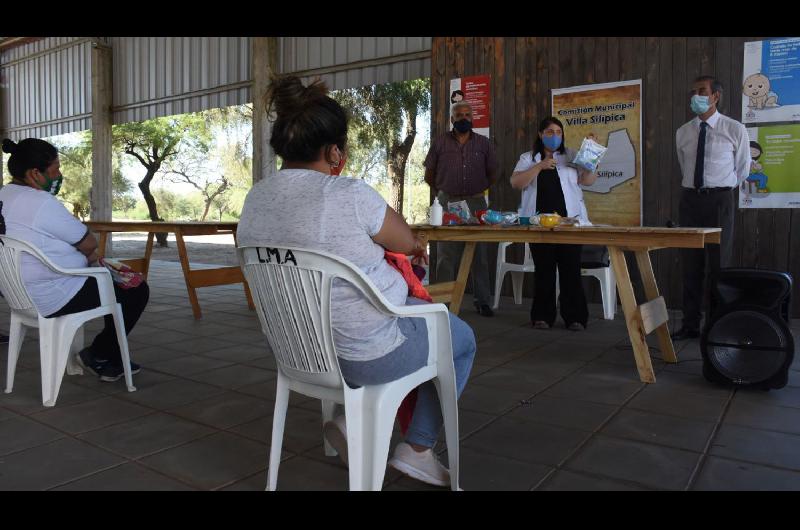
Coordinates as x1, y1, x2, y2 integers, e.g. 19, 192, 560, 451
106, 233, 238, 266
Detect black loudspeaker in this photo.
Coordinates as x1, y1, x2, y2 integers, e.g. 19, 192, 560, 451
701, 269, 794, 390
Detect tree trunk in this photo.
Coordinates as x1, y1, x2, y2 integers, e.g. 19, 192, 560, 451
387, 111, 418, 216
200, 199, 212, 222
138, 168, 168, 247
388, 158, 405, 214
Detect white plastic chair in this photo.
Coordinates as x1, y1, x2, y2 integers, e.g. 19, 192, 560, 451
0, 235, 136, 406
238, 245, 459, 491
493, 242, 618, 319
492, 242, 536, 309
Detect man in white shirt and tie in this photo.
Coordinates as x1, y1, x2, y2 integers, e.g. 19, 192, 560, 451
671, 75, 750, 340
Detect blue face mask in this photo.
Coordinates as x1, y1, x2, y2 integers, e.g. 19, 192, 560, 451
691, 95, 711, 115
542, 134, 562, 151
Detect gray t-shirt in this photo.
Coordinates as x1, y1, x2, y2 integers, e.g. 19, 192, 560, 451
237, 169, 409, 362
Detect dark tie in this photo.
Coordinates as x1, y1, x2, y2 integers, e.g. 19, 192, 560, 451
694, 121, 708, 189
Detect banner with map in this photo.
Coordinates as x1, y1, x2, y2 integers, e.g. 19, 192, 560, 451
552, 80, 642, 226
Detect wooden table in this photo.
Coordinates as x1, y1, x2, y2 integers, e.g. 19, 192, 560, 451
85, 221, 254, 319
411, 224, 722, 383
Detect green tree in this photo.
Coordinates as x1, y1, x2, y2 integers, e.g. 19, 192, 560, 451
333, 79, 431, 215
52, 131, 134, 220
113, 113, 213, 246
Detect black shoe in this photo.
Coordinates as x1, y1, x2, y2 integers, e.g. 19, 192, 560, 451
77, 347, 109, 377
99, 361, 141, 382
670, 327, 699, 340
0, 333, 8, 344
475, 304, 494, 317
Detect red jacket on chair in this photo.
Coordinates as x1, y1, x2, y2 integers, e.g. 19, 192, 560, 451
384, 251, 432, 435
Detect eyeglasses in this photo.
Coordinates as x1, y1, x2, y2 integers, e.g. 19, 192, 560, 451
542, 129, 562, 137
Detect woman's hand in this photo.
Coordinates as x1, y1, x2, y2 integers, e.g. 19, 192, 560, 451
537, 157, 557, 171
87, 250, 101, 266
409, 236, 429, 266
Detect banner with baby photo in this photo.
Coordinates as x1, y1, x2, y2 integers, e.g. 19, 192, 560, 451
742, 38, 800, 125
551, 79, 643, 226
739, 124, 800, 208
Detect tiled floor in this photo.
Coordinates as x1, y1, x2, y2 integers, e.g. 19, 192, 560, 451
1, 260, 799, 491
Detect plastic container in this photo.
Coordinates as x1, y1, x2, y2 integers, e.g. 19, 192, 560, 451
429, 198, 443, 226
539, 213, 561, 228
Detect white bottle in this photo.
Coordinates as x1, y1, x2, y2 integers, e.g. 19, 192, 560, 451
429, 197, 443, 226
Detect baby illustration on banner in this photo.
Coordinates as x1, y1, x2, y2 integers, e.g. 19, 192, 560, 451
741, 140, 769, 197
743, 73, 780, 110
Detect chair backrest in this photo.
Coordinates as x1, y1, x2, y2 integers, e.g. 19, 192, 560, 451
580, 245, 610, 268
0, 235, 37, 312
238, 245, 397, 390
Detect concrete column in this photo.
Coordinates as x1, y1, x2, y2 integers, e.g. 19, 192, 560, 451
252, 37, 279, 183
90, 41, 113, 254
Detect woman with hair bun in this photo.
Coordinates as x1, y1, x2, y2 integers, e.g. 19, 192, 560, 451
237, 76, 476, 488
0, 137, 149, 383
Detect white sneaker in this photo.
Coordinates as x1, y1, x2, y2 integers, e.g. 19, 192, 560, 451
323, 415, 348, 465
388, 442, 450, 487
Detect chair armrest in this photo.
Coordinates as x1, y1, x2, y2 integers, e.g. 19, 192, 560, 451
61, 267, 112, 277
389, 302, 450, 318
61, 267, 117, 306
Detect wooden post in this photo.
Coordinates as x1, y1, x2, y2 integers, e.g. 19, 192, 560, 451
252, 37, 279, 184
91, 40, 114, 255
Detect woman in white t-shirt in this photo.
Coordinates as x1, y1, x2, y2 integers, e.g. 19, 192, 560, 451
510, 117, 598, 331
0, 138, 149, 383
237, 76, 476, 487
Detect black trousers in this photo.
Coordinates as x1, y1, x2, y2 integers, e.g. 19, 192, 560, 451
47, 278, 150, 364
678, 188, 735, 331
529, 243, 588, 327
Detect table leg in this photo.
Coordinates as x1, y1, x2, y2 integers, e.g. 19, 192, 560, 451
634, 250, 677, 363
232, 228, 255, 310
174, 228, 203, 319
449, 242, 476, 316
608, 246, 656, 383
142, 232, 155, 281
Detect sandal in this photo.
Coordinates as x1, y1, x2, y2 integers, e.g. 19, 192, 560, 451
533, 321, 551, 329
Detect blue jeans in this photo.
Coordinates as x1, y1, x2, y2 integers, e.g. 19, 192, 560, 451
338, 297, 476, 448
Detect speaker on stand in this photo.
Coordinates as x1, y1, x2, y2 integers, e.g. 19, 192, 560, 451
701, 269, 794, 390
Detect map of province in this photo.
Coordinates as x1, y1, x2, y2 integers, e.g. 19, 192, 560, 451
582, 128, 636, 193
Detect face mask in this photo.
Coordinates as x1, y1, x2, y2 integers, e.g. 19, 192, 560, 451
690, 95, 711, 115
42, 174, 63, 196
542, 134, 562, 151
453, 119, 472, 133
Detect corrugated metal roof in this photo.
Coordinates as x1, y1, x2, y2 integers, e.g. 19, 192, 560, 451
0, 37, 92, 140
279, 37, 431, 91
0, 37, 432, 138
111, 37, 252, 124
